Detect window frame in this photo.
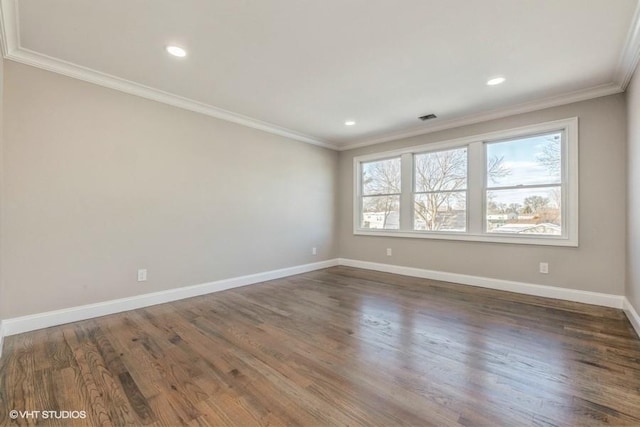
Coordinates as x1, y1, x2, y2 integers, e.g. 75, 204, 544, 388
359, 156, 402, 230
353, 118, 579, 247
412, 146, 469, 233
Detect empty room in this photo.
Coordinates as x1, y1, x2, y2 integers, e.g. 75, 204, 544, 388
1, 0, 640, 425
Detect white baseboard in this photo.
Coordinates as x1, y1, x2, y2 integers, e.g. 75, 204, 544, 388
624, 298, 640, 338
337, 258, 625, 309
1, 258, 632, 340
1, 259, 339, 337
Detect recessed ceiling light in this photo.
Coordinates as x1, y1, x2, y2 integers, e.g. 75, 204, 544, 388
345, 120, 356, 126
166, 45, 187, 58
487, 77, 506, 86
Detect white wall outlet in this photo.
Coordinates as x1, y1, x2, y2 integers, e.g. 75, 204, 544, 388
312, 247, 317, 255
137, 269, 148, 282
386, 248, 392, 256
539, 262, 549, 274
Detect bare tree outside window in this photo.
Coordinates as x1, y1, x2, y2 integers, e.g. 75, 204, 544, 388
413, 148, 509, 231
537, 134, 561, 176
413, 148, 467, 231
522, 195, 549, 213
354, 119, 577, 245
486, 132, 562, 235
487, 155, 511, 184
361, 158, 401, 229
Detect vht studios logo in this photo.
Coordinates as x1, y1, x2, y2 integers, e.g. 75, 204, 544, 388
9, 410, 87, 420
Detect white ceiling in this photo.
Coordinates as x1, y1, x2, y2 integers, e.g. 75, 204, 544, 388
1, 0, 639, 149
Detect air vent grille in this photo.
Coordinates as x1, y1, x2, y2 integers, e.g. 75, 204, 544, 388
419, 114, 437, 121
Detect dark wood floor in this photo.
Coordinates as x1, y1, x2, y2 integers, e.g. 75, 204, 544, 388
1, 266, 639, 426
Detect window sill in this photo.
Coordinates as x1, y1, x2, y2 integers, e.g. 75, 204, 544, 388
353, 229, 578, 247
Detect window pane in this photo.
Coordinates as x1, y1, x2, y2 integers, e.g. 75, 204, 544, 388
415, 148, 467, 193
362, 158, 401, 196
414, 192, 466, 232
486, 132, 561, 188
362, 195, 400, 229
486, 187, 561, 235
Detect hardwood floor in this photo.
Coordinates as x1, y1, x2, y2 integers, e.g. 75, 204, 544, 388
1, 266, 639, 426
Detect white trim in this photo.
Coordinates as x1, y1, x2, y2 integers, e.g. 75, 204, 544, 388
0, 0, 635, 153
399, 152, 413, 230
4, 48, 336, 150
338, 84, 620, 151
352, 118, 578, 162
0, 0, 336, 149
0, 0, 18, 57
1, 259, 339, 336
338, 258, 624, 309
353, 118, 579, 247
624, 298, 640, 338
0, 259, 632, 341
615, 0, 640, 89
352, 230, 578, 247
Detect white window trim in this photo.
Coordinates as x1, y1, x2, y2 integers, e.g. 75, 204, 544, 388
353, 118, 579, 247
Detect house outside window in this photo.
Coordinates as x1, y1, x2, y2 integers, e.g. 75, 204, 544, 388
353, 118, 578, 246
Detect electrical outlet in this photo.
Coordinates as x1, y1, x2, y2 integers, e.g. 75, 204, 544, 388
312, 247, 317, 255
539, 262, 549, 274
137, 269, 148, 282
386, 248, 392, 256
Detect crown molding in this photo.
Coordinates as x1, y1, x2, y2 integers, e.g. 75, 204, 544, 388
0, 0, 18, 57
336, 82, 623, 151
0, 0, 336, 150
2, 0, 638, 152
6, 48, 338, 149
614, 0, 640, 89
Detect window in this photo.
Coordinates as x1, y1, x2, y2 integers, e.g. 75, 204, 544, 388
414, 148, 467, 232
353, 118, 578, 246
485, 132, 562, 236
360, 157, 401, 230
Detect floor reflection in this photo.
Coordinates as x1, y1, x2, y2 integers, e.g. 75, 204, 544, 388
352, 288, 578, 424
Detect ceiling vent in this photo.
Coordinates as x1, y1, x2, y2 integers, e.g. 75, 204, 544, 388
419, 114, 437, 121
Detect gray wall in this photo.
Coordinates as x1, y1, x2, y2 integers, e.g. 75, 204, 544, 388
338, 94, 627, 295
0, 58, 632, 321
627, 71, 640, 312
1, 61, 338, 318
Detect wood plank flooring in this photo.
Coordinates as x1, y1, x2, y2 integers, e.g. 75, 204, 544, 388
1, 266, 640, 426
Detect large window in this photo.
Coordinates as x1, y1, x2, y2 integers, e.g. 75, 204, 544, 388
353, 118, 578, 246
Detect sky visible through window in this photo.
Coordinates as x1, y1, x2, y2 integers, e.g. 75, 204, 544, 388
356, 119, 576, 243
486, 132, 561, 206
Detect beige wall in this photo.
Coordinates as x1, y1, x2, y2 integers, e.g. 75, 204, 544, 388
627, 71, 640, 312
0, 58, 631, 320
338, 94, 627, 295
1, 61, 338, 318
